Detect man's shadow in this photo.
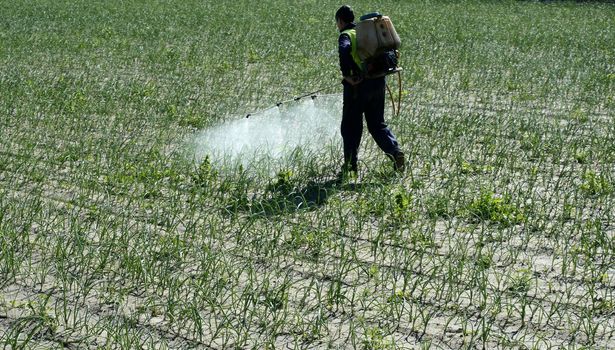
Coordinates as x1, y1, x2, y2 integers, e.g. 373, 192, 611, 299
248, 178, 374, 216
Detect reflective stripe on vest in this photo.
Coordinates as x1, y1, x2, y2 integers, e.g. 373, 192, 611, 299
341, 28, 363, 74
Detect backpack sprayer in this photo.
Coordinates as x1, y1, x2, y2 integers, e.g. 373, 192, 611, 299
357, 12, 403, 118
246, 11, 403, 119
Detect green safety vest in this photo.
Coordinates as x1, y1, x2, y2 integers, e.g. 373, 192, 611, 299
341, 28, 363, 75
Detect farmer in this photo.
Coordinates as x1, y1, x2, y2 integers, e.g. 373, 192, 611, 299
335, 5, 405, 175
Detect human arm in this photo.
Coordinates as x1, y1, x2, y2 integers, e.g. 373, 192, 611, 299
338, 33, 363, 85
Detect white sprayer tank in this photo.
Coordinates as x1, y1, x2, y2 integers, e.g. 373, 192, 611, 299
356, 14, 401, 61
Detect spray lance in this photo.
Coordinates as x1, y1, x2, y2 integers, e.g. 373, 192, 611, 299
244, 72, 403, 119
244, 84, 337, 119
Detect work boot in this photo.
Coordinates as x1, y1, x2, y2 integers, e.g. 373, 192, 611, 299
393, 151, 405, 172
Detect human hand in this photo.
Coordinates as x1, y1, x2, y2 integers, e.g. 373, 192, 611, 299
343, 76, 363, 86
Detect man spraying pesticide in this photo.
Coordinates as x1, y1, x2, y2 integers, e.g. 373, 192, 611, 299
335, 5, 405, 177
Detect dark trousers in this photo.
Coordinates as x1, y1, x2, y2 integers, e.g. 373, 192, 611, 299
341, 77, 400, 171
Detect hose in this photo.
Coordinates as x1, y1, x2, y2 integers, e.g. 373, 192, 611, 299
385, 70, 403, 119
386, 81, 397, 117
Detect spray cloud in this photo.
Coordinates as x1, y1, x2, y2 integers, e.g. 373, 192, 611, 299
193, 95, 341, 169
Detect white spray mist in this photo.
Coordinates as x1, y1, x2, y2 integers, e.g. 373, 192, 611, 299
193, 95, 342, 169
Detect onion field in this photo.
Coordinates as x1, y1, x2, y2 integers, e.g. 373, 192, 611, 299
1, 0, 614, 348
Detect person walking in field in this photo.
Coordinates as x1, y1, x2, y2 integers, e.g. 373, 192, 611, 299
335, 5, 405, 176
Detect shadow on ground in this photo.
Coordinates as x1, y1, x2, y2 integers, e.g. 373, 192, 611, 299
247, 178, 376, 216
